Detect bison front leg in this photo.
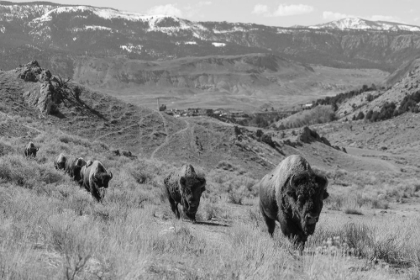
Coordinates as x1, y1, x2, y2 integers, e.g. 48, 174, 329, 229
91, 186, 102, 202
168, 195, 180, 219
291, 235, 306, 255
260, 203, 276, 236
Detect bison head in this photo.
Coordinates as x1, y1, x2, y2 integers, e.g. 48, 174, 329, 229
179, 166, 206, 221
284, 173, 328, 236
94, 170, 113, 200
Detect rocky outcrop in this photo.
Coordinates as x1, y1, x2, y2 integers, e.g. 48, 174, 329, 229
18, 61, 64, 114
283, 126, 346, 152
298, 126, 331, 146
17, 61, 51, 83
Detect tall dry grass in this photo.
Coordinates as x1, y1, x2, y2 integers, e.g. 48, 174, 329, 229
0, 129, 419, 279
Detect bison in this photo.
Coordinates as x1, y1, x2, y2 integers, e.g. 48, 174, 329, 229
66, 157, 87, 183
164, 164, 206, 222
258, 155, 329, 252
54, 153, 67, 171
24, 142, 39, 157
81, 160, 112, 201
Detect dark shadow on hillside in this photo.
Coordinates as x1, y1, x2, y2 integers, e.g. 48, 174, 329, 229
62, 95, 108, 121
192, 220, 231, 227
50, 110, 66, 119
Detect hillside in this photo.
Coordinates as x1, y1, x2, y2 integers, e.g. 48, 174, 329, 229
333, 58, 420, 121
77, 54, 387, 110
0, 61, 399, 176
2, 61, 420, 279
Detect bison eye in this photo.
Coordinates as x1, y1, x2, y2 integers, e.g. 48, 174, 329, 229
297, 195, 305, 202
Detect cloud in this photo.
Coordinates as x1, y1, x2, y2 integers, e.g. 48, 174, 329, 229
198, 1, 212, 6
252, 4, 269, 15
273, 4, 314, 16
183, 1, 212, 18
369, 15, 401, 23
323, 11, 353, 21
253, 4, 313, 17
323, 11, 402, 23
147, 4, 182, 17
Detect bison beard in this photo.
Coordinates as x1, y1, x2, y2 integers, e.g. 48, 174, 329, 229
164, 165, 206, 222
258, 155, 329, 252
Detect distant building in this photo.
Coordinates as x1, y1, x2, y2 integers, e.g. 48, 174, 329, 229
301, 103, 313, 110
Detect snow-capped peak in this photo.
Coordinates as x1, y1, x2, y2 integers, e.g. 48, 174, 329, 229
308, 17, 420, 32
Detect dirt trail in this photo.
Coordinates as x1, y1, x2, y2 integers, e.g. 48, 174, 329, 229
151, 112, 191, 159
0, 111, 43, 134
94, 123, 140, 141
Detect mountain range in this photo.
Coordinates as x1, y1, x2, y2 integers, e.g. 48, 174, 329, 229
1, 1, 420, 72
0, 1, 420, 109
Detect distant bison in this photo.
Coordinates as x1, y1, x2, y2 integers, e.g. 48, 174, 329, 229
81, 160, 113, 201
66, 157, 87, 183
24, 142, 39, 157
258, 155, 329, 252
164, 164, 206, 222
54, 153, 67, 170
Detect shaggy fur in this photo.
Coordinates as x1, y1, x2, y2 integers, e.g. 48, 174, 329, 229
24, 142, 39, 157
81, 160, 112, 201
258, 155, 329, 251
65, 157, 87, 183
164, 164, 206, 222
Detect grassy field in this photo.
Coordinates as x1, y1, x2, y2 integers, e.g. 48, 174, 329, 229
1, 61, 419, 279
1, 124, 420, 280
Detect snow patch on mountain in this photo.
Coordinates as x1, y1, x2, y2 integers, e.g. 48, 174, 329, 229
71, 25, 112, 32
212, 42, 226, 47
213, 26, 248, 34
309, 17, 420, 32
120, 44, 143, 53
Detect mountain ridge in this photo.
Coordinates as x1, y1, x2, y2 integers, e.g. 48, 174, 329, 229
1, 1, 420, 73
308, 17, 420, 32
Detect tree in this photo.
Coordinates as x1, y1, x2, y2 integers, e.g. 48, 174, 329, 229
371, 111, 379, 122
365, 110, 373, 120
331, 102, 338, 111
356, 111, 365, 120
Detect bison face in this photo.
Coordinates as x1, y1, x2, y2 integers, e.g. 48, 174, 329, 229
180, 176, 206, 221
94, 172, 113, 189
73, 158, 86, 181
286, 173, 329, 235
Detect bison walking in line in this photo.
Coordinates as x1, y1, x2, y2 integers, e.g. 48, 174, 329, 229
258, 155, 329, 252
80, 160, 113, 201
24, 142, 39, 157
54, 153, 67, 170
66, 157, 87, 183
164, 164, 206, 222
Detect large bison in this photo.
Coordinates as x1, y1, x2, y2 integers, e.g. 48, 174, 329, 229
80, 160, 112, 201
54, 153, 67, 170
24, 142, 39, 157
164, 164, 206, 222
258, 155, 329, 252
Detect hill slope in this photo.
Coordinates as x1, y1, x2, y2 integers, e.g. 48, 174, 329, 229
0, 61, 398, 177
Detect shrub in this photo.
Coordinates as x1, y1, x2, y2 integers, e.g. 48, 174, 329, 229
278, 105, 335, 129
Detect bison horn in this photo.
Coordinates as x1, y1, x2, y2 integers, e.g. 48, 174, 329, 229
109, 171, 113, 179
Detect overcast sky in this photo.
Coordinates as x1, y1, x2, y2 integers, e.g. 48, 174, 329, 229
12, 0, 420, 27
